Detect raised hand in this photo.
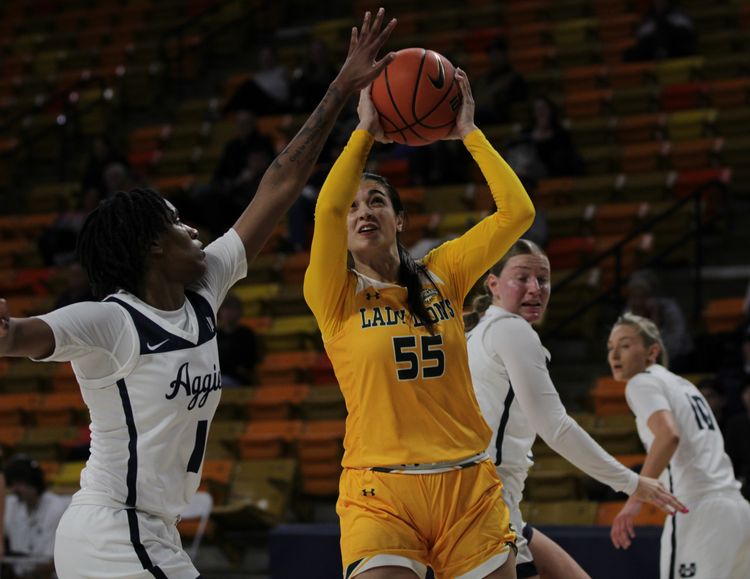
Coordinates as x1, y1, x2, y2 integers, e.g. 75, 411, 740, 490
632, 474, 688, 514
335, 8, 397, 94
445, 68, 477, 140
356, 84, 390, 143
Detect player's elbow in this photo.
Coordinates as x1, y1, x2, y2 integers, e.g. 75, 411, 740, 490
659, 431, 680, 449
515, 198, 536, 231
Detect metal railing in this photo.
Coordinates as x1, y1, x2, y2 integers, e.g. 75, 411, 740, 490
540, 179, 731, 340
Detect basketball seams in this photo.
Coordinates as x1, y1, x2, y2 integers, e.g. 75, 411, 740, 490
384, 59, 429, 144
373, 47, 460, 145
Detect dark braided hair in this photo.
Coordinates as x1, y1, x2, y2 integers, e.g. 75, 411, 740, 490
362, 173, 441, 334
77, 188, 175, 298
463, 238, 546, 331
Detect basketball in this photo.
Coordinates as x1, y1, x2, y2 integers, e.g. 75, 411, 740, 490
371, 48, 461, 146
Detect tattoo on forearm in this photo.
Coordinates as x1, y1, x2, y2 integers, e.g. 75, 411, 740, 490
271, 85, 344, 171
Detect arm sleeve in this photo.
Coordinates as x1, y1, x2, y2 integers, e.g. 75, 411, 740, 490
489, 317, 639, 495
303, 130, 374, 339
33, 302, 138, 386
625, 373, 671, 424
422, 130, 535, 300
194, 227, 248, 312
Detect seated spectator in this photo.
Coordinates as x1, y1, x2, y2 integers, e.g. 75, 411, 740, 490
725, 382, 750, 499
80, 136, 133, 213
625, 0, 696, 61
473, 38, 528, 125
184, 110, 275, 236
224, 45, 291, 115
217, 293, 262, 386
624, 270, 693, 371
522, 96, 585, 177
3, 456, 70, 579
502, 142, 549, 248
290, 39, 337, 113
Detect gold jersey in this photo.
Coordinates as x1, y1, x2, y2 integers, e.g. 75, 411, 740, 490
304, 129, 535, 468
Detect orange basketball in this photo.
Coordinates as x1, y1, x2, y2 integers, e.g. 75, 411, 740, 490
371, 48, 461, 146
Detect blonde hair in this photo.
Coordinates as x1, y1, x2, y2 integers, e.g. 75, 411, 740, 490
464, 239, 546, 331
612, 312, 669, 367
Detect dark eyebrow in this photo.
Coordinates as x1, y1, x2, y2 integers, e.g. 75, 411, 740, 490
367, 189, 386, 197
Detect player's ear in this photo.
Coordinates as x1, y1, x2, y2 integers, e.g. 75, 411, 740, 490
150, 235, 165, 256
396, 212, 404, 232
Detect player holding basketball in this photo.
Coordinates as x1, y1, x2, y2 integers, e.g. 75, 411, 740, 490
607, 314, 750, 579
304, 52, 536, 575
465, 240, 687, 579
0, 9, 396, 578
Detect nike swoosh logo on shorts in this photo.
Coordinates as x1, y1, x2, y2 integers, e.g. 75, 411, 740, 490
146, 339, 169, 351
427, 52, 445, 89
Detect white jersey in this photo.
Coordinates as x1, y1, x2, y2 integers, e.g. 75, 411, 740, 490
467, 305, 638, 501
626, 364, 741, 499
36, 229, 246, 520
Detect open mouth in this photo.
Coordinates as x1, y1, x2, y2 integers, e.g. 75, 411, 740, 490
358, 223, 378, 234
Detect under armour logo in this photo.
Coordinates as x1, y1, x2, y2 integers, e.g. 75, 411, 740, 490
362, 488, 375, 496
678, 563, 696, 578
365, 292, 381, 300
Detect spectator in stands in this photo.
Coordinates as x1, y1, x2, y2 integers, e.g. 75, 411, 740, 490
502, 142, 549, 247
3, 455, 69, 579
81, 136, 133, 213
466, 239, 683, 579
224, 45, 291, 115
725, 382, 750, 500
213, 110, 276, 191
607, 314, 750, 577
624, 0, 696, 61
217, 293, 261, 386
473, 38, 528, 125
0, 9, 397, 576
186, 110, 276, 235
508, 96, 585, 179
624, 270, 693, 371
290, 39, 338, 113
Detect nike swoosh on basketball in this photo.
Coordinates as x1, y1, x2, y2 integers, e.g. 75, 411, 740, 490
427, 52, 445, 89
146, 339, 169, 351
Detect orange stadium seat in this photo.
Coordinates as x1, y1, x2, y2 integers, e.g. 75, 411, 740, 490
258, 350, 319, 385
0, 393, 42, 426
237, 419, 303, 460
704, 297, 745, 334
199, 459, 235, 506
591, 376, 629, 416
298, 419, 345, 462
35, 392, 86, 427
246, 385, 309, 421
